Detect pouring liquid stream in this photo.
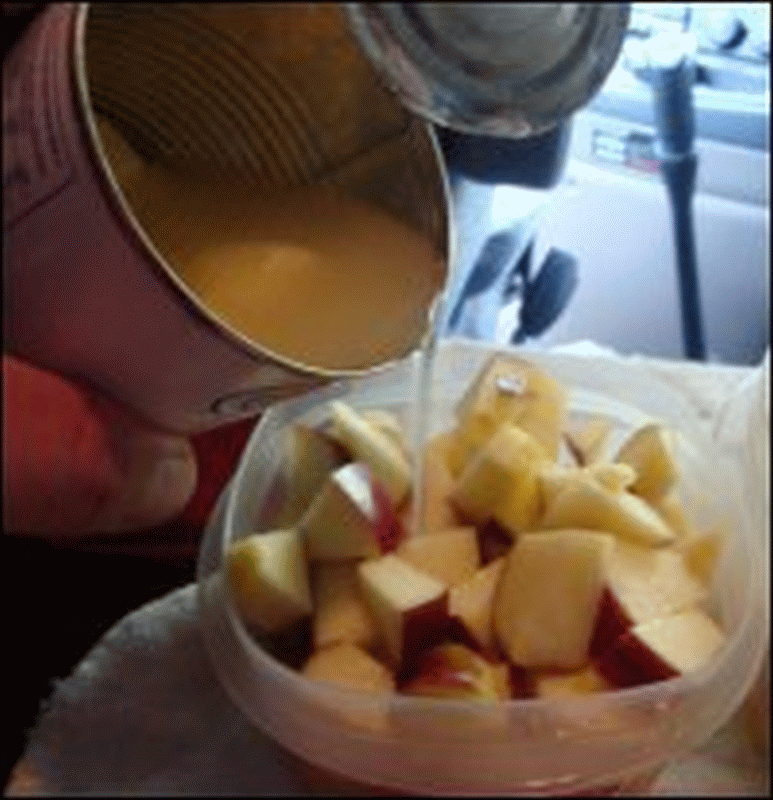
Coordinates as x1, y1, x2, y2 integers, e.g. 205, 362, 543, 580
409, 292, 447, 538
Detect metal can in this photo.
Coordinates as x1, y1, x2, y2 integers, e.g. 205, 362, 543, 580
3, 2, 450, 433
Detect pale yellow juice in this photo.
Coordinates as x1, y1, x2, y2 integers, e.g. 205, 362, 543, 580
97, 116, 445, 371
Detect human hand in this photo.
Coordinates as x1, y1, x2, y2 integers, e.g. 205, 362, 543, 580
2, 355, 197, 537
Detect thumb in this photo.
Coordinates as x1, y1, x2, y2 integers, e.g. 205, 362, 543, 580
2, 356, 197, 537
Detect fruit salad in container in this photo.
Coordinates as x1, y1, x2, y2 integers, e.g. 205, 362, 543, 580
197, 340, 767, 796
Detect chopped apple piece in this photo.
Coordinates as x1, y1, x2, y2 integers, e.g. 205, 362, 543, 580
267, 425, 350, 528
597, 609, 726, 688
537, 464, 581, 508
448, 558, 505, 654
360, 409, 410, 460
311, 563, 380, 652
540, 479, 676, 547
615, 423, 679, 504
585, 462, 638, 493
300, 463, 403, 561
494, 530, 615, 670
302, 643, 395, 732
357, 554, 449, 666
654, 492, 696, 540
454, 354, 567, 464
397, 526, 480, 587
589, 540, 709, 657
227, 530, 312, 633
532, 664, 610, 698
564, 417, 614, 466
449, 557, 506, 657
329, 401, 411, 506
452, 423, 549, 536
678, 529, 724, 585
400, 432, 461, 535
538, 462, 637, 512
402, 643, 500, 702
303, 643, 394, 693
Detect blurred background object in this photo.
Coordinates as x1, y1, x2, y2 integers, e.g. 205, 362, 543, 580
443, 2, 769, 366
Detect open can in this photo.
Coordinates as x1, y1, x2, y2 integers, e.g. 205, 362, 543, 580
3, 2, 450, 433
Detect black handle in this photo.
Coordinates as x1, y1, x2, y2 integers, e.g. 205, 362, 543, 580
659, 153, 706, 361
647, 55, 707, 360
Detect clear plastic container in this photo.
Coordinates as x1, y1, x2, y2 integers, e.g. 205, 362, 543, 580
197, 339, 768, 796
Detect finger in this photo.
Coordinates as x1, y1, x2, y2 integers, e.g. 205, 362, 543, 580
2, 356, 197, 537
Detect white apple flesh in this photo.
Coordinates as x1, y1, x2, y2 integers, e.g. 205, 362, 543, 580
302, 643, 396, 733
300, 462, 404, 561
494, 530, 615, 670
563, 417, 613, 466
399, 432, 461, 535
329, 401, 412, 507
357, 554, 449, 667
448, 557, 506, 657
265, 425, 349, 529
311, 562, 380, 652
227, 530, 313, 633
303, 642, 395, 694
396, 526, 480, 587
615, 423, 679, 504
454, 354, 567, 463
452, 422, 549, 535
540, 479, 676, 547
532, 664, 610, 698
360, 409, 411, 461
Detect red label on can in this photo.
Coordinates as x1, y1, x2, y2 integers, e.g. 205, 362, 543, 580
3, 5, 75, 228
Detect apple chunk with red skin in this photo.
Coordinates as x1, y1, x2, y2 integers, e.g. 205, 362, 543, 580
329, 401, 412, 507
227, 530, 313, 633
597, 608, 726, 688
300, 462, 404, 561
264, 425, 349, 529
357, 554, 449, 667
494, 530, 615, 670
477, 520, 514, 566
401, 643, 500, 702
449, 557, 506, 658
589, 540, 708, 657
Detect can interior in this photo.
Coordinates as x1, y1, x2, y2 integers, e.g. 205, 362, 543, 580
82, 2, 448, 253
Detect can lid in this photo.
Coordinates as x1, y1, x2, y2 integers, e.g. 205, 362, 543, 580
345, 3, 630, 137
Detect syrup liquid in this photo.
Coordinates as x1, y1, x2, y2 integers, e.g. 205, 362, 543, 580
409, 294, 447, 537
96, 116, 446, 373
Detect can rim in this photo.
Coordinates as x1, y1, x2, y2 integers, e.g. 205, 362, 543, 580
70, 2, 451, 381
